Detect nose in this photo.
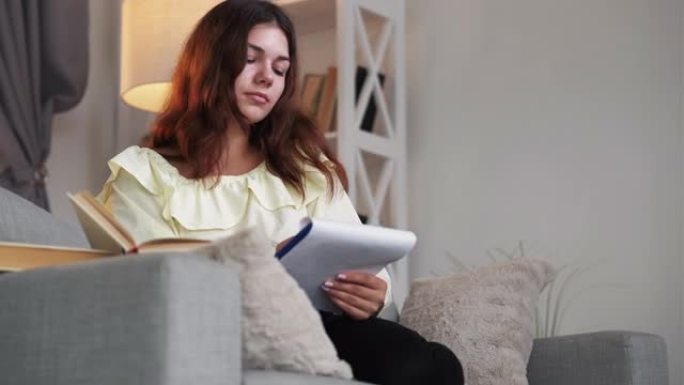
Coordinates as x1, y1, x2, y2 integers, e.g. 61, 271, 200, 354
255, 64, 274, 87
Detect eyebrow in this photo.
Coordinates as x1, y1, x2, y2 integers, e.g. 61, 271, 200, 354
248, 43, 290, 62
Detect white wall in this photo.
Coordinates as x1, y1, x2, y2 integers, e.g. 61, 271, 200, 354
406, 0, 683, 383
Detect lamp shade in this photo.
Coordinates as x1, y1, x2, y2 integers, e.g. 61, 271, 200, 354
120, 0, 221, 112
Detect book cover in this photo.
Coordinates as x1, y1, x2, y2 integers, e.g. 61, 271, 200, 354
300, 73, 325, 117
315, 66, 337, 133
0, 242, 111, 272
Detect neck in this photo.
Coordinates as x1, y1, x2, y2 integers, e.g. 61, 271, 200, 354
220, 123, 263, 175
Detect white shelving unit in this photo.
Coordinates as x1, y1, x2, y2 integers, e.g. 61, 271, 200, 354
280, 0, 409, 307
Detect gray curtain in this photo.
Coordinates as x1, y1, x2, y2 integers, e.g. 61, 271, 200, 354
0, 0, 88, 209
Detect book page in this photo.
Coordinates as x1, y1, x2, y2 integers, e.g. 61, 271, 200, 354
278, 219, 416, 313
136, 238, 210, 253
68, 192, 134, 253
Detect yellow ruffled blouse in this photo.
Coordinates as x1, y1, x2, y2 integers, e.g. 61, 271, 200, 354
97, 145, 391, 306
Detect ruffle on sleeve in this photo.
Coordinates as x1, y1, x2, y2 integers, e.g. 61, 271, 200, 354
102, 146, 166, 197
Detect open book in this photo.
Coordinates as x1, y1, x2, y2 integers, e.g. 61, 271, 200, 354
67, 191, 209, 254
276, 218, 417, 312
0, 191, 210, 272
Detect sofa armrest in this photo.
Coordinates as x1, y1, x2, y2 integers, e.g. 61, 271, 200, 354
528, 331, 669, 385
0, 253, 241, 385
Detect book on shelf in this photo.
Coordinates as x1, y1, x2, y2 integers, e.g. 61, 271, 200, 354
355, 66, 386, 133
276, 217, 416, 313
311, 65, 386, 135
315, 66, 337, 134
300, 73, 325, 117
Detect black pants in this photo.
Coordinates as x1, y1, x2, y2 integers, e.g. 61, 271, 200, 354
320, 312, 465, 385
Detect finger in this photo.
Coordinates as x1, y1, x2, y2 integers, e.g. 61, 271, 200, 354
328, 295, 371, 320
275, 237, 292, 254
324, 286, 379, 314
334, 272, 384, 288
335, 272, 387, 290
323, 280, 384, 304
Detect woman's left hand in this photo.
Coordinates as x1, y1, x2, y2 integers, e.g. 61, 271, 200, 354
322, 272, 387, 320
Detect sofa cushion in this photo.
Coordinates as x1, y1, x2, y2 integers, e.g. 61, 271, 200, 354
0, 253, 241, 385
400, 258, 554, 385
528, 331, 669, 385
0, 187, 88, 248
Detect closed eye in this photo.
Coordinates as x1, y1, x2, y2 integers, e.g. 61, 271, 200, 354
247, 43, 289, 76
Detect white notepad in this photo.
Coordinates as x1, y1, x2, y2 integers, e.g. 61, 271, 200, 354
276, 218, 417, 313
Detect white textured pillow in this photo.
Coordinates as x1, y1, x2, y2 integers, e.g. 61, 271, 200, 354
199, 228, 352, 379
400, 258, 554, 385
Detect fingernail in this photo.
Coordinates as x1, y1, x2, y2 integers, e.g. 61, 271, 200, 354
324, 280, 334, 287
337, 273, 346, 279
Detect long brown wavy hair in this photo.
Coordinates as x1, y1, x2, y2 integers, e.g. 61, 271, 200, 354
151, 0, 346, 197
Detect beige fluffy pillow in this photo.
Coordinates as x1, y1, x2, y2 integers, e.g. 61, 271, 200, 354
400, 258, 554, 385
199, 228, 352, 379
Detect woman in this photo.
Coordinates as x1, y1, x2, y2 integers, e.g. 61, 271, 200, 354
99, 1, 463, 384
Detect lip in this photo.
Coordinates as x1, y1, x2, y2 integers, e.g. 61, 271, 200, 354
245, 92, 270, 104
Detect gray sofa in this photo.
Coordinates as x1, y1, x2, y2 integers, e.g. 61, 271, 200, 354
0, 187, 670, 385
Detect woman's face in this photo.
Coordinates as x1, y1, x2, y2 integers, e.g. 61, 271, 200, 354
234, 23, 290, 124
